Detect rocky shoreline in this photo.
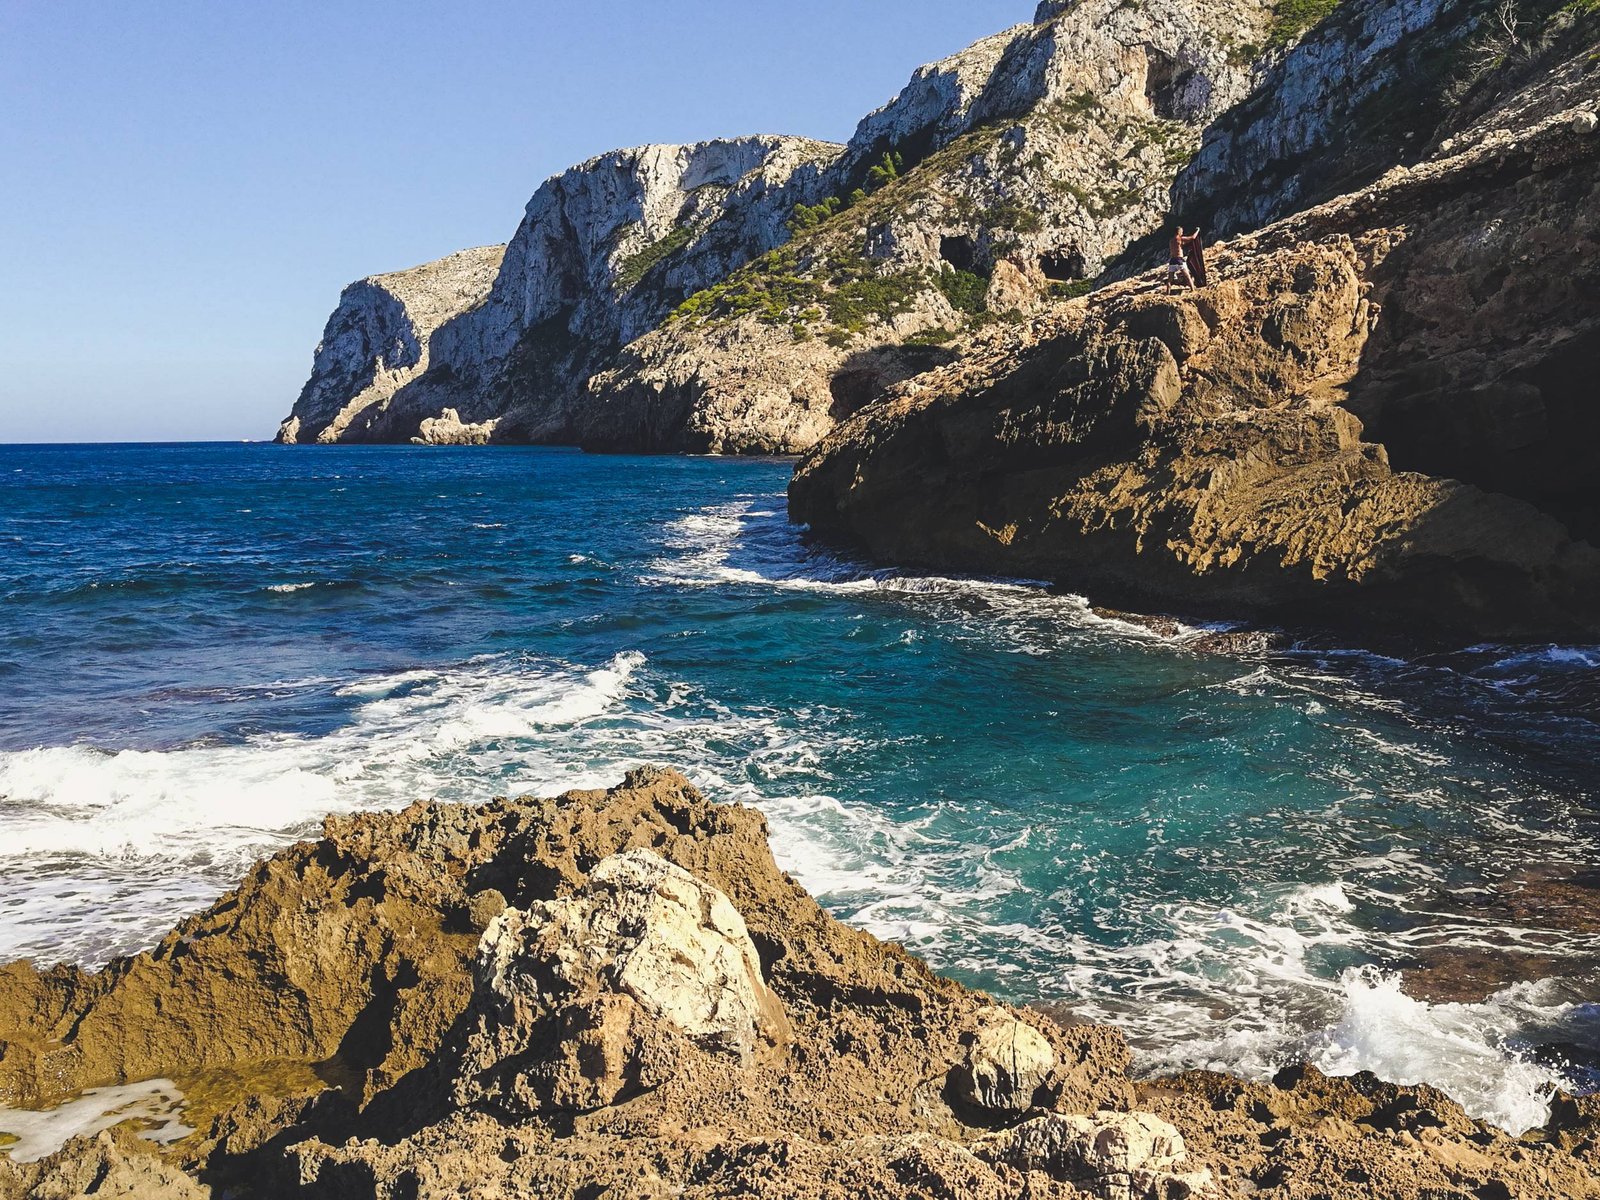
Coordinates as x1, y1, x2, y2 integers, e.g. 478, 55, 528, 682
3, 767, 1599, 1199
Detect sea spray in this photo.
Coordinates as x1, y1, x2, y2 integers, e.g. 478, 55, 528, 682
3, 444, 1597, 1132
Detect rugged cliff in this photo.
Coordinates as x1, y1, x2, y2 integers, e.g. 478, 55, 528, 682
5, 769, 1600, 1199
280, 0, 1276, 451
790, 2, 1600, 640
277, 246, 506, 446
278, 136, 839, 446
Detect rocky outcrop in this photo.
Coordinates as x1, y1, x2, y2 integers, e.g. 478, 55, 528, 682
453, 849, 789, 1115
0, 1128, 209, 1200
791, 15, 1600, 641
280, 0, 1276, 452
277, 246, 505, 445
3, 768, 1599, 1197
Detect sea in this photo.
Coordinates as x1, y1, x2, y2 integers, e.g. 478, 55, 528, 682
3, 442, 1597, 1135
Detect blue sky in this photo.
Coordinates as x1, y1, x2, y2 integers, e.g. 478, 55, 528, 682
0, 0, 1028, 443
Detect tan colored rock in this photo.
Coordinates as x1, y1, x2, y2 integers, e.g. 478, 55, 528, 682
984, 259, 1046, 315
978, 1111, 1212, 1199
951, 1006, 1056, 1112
0, 1128, 211, 1200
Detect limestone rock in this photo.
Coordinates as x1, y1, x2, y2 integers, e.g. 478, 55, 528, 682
452, 849, 788, 1113
978, 1111, 1212, 1200
0, 1128, 211, 1200
951, 1006, 1056, 1112
278, 137, 840, 447
277, 246, 505, 445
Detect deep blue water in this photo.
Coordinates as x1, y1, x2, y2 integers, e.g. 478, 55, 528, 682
3, 442, 1598, 1131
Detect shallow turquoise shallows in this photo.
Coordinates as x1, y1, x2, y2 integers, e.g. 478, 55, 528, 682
2, 442, 1597, 1131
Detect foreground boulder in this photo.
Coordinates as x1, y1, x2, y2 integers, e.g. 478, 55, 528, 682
953, 1006, 1058, 1113
2, 769, 1599, 1198
453, 848, 789, 1115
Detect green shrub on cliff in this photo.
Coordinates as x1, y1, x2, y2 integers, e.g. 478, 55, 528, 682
934, 266, 988, 316
1268, 0, 1344, 47
615, 224, 695, 292
786, 152, 908, 236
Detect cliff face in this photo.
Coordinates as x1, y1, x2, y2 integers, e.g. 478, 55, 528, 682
580, 0, 1276, 453
790, 57, 1600, 639
279, 137, 840, 446
279, 0, 1275, 451
277, 246, 505, 445
5, 769, 1600, 1199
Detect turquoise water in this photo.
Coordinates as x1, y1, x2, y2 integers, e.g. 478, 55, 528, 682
3, 442, 1598, 1131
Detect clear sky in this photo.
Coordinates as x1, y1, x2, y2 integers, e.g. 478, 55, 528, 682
0, 0, 1030, 443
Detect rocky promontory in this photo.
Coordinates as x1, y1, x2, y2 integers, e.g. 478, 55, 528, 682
3, 768, 1600, 1198
278, 0, 1277, 452
792, 1, 1600, 641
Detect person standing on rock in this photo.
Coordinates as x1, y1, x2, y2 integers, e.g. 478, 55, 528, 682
1165, 227, 1200, 293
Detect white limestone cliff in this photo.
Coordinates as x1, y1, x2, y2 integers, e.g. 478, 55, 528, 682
279, 0, 1275, 452
277, 246, 505, 445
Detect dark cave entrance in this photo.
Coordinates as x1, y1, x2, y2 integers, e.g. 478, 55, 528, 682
1144, 49, 1192, 121
940, 235, 977, 272
1039, 249, 1086, 282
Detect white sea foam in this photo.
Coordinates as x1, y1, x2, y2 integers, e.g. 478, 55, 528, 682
0, 651, 649, 963
264, 582, 317, 593
0, 1079, 191, 1162
1309, 970, 1571, 1134
2, 489, 1593, 1137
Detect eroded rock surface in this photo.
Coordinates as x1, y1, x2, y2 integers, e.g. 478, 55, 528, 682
453, 848, 788, 1114
791, 80, 1600, 640
2, 768, 1599, 1198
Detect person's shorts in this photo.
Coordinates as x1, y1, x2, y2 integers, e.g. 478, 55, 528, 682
1167, 258, 1191, 275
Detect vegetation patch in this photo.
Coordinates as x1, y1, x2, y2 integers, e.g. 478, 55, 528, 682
788, 152, 904, 235
1049, 279, 1096, 300
934, 266, 988, 316
1268, 0, 1345, 48
615, 225, 695, 292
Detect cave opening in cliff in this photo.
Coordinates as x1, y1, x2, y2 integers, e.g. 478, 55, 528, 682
940, 235, 977, 272
1039, 249, 1086, 281
1143, 49, 1192, 121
